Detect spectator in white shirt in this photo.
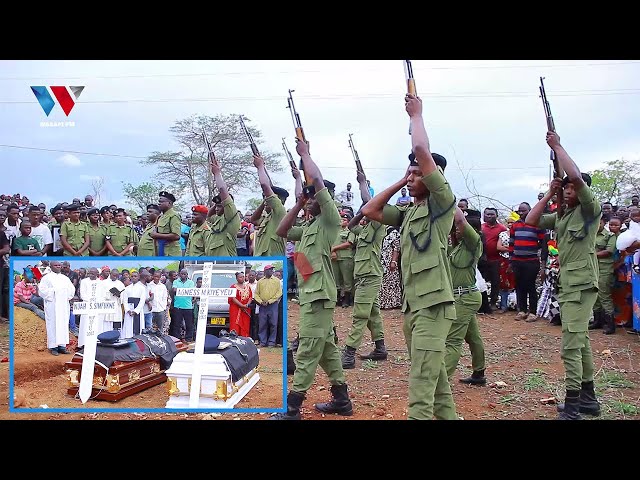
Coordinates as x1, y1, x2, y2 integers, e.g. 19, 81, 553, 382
148, 270, 169, 333
27, 206, 53, 255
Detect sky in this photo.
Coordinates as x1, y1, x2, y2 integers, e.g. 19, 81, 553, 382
1, 60, 639, 215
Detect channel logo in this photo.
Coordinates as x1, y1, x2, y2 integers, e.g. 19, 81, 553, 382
30, 86, 85, 116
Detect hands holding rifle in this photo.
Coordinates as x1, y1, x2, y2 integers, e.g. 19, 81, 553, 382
405, 94, 422, 118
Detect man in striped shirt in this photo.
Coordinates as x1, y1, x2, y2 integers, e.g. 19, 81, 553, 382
509, 202, 546, 321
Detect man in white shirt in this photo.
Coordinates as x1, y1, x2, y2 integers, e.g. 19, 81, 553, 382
138, 269, 153, 332
148, 270, 169, 333
78, 267, 103, 348
122, 271, 147, 337
27, 206, 53, 255
337, 183, 355, 210
38, 260, 76, 355
101, 268, 125, 332
4, 203, 21, 247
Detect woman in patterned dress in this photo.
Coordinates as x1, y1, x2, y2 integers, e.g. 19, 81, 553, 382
228, 271, 253, 337
378, 226, 402, 309
496, 218, 516, 313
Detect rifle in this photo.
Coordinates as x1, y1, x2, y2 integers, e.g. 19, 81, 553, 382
282, 137, 297, 170
404, 60, 416, 134
539, 77, 563, 179
286, 89, 312, 188
239, 115, 273, 186
348, 133, 364, 173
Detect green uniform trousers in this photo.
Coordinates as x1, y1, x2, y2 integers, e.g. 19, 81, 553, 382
403, 304, 458, 420
464, 313, 485, 372
292, 300, 345, 394
333, 258, 354, 293
594, 272, 614, 315
346, 275, 384, 349
559, 288, 597, 391
445, 291, 482, 378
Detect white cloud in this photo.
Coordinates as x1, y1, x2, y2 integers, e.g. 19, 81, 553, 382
57, 154, 82, 167
79, 174, 100, 181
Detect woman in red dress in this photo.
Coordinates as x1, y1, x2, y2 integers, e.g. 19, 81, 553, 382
228, 271, 252, 337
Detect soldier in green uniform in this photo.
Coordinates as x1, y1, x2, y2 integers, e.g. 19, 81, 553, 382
587, 214, 617, 334
48, 204, 65, 226
250, 154, 288, 257
527, 131, 602, 420
341, 170, 387, 369
100, 206, 114, 227
137, 204, 161, 257
444, 207, 485, 379
152, 192, 182, 257
207, 156, 241, 257
185, 205, 213, 256
331, 212, 356, 307
86, 207, 108, 256
271, 139, 353, 420
60, 204, 90, 256
105, 208, 138, 256
362, 94, 458, 420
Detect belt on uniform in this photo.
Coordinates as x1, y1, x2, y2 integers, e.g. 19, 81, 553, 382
453, 286, 479, 296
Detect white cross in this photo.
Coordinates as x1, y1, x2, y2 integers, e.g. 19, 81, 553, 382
73, 295, 119, 404
175, 262, 236, 408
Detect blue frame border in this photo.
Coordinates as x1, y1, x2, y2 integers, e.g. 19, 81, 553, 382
9, 255, 287, 415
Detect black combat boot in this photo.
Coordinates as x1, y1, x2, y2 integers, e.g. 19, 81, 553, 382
314, 383, 353, 416
557, 381, 601, 416
341, 346, 356, 369
290, 334, 300, 352
459, 369, 487, 385
269, 391, 305, 420
333, 325, 339, 344
287, 348, 296, 375
558, 390, 582, 420
359, 339, 388, 361
341, 292, 351, 308
602, 312, 616, 335
588, 310, 604, 330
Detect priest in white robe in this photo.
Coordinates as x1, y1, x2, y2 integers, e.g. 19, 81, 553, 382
38, 260, 76, 355
121, 271, 146, 338
78, 267, 104, 348
101, 268, 125, 332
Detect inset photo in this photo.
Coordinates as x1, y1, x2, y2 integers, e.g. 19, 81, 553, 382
10, 256, 287, 413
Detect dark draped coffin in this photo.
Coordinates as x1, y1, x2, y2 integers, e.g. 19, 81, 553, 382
64, 333, 189, 402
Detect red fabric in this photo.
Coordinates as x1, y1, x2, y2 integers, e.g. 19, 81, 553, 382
499, 257, 516, 290
482, 222, 507, 261
228, 282, 252, 337
14, 281, 37, 305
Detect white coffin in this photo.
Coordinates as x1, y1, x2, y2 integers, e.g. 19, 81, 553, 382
164, 351, 260, 409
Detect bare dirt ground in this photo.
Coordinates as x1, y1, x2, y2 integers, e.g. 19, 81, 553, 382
2, 301, 639, 421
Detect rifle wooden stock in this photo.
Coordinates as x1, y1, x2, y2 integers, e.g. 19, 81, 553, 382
407, 78, 417, 97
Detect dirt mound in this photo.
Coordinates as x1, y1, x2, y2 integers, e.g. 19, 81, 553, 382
13, 307, 48, 354
13, 307, 77, 355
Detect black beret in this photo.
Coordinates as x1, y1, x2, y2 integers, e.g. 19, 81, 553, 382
64, 204, 80, 212
97, 330, 120, 344
562, 173, 592, 188
159, 191, 176, 203
86, 207, 99, 216
465, 209, 482, 219
99, 206, 111, 214
212, 195, 222, 205
324, 180, 335, 190
272, 186, 290, 199
114, 208, 126, 215
50, 204, 63, 215
409, 152, 447, 171
303, 180, 335, 197
146, 204, 160, 211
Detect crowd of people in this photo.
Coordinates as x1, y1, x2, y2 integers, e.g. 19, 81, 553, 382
12, 260, 285, 355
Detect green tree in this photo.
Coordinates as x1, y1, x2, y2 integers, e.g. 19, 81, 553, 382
121, 181, 186, 215
142, 114, 283, 207
245, 197, 264, 213
588, 159, 640, 205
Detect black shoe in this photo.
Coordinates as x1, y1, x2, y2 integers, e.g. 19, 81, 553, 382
333, 326, 339, 345
557, 381, 601, 416
57, 346, 71, 354
459, 369, 487, 386
341, 346, 356, 369
358, 340, 388, 361
49, 348, 59, 356
286, 348, 296, 375
602, 312, 616, 335
314, 383, 353, 416
557, 390, 582, 420
589, 310, 604, 330
341, 292, 351, 308
269, 391, 305, 420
